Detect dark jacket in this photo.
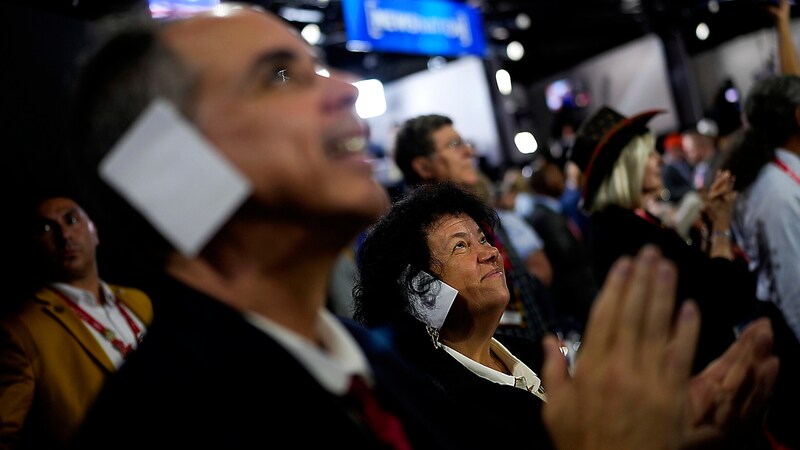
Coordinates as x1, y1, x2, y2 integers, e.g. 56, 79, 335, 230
374, 315, 555, 450
590, 205, 757, 373
526, 202, 598, 333
69, 275, 477, 450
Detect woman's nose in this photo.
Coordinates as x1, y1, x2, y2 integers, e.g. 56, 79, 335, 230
480, 245, 500, 262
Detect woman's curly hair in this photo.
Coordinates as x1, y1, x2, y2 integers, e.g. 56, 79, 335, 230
352, 182, 498, 327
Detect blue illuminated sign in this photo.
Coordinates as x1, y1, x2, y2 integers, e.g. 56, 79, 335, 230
342, 0, 487, 57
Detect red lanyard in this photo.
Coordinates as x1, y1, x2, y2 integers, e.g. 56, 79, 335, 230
50, 287, 142, 358
773, 156, 800, 186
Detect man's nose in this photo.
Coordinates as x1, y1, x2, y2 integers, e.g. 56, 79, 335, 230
321, 71, 359, 112
55, 223, 74, 243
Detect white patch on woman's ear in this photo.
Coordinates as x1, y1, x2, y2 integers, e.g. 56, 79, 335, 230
405, 266, 458, 330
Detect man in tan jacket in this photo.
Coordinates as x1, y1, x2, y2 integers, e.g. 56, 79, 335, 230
0, 194, 153, 450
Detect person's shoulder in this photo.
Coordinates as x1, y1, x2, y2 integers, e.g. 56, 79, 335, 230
108, 283, 150, 298
752, 161, 797, 194
110, 285, 152, 306
0, 288, 63, 328
108, 283, 154, 323
591, 206, 675, 253
338, 317, 398, 355
591, 204, 637, 225
338, 317, 449, 381
531, 202, 563, 222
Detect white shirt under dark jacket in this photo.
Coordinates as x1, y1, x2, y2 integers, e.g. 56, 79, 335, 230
243, 308, 373, 396
442, 337, 546, 401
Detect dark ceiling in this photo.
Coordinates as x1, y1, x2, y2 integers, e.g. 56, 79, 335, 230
266, 0, 796, 86
485, 0, 795, 85
11, 0, 797, 87
3, 0, 796, 200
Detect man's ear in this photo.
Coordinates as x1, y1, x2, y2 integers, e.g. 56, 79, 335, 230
411, 155, 435, 181
88, 219, 100, 246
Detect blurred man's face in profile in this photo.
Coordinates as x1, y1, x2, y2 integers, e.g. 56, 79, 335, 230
427, 125, 479, 188
682, 132, 713, 166
161, 6, 389, 229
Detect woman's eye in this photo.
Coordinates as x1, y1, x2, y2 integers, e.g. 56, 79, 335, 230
479, 235, 488, 244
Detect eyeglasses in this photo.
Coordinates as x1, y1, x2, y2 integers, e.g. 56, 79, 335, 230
442, 138, 474, 151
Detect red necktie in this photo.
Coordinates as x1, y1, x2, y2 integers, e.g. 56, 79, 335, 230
345, 375, 413, 450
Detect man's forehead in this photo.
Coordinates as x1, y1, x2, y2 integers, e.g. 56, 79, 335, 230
433, 125, 459, 138
37, 198, 81, 217
162, 7, 308, 59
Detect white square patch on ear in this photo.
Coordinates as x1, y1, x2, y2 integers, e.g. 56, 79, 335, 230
99, 98, 252, 257
409, 269, 458, 330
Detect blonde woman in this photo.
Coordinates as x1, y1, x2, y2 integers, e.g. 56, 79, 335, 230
569, 107, 758, 376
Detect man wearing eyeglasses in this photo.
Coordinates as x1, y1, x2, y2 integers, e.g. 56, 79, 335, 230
393, 114, 479, 189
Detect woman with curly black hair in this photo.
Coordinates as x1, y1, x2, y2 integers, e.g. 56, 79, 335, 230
353, 181, 553, 449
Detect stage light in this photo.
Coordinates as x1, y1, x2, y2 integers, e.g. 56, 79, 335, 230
515, 13, 531, 30
353, 79, 387, 119
301, 24, 323, 45
514, 132, 538, 154
496, 69, 512, 95
696, 23, 710, 41
506, 41, 525, 61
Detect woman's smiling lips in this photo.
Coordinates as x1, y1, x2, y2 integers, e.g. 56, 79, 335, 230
482, 268, 504, 281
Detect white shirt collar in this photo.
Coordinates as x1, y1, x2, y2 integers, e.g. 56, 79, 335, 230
442, 338, 546, 401
50, 281, 114, 307
775, 148, 800, 166
243, 308, 372, 395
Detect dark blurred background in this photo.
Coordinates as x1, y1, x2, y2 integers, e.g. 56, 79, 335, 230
2, 0, 794, 191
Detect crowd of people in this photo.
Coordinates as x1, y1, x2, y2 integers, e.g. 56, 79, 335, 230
1, 1, 799, 450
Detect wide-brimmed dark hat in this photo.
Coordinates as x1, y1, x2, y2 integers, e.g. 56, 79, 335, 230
568, 106, 664, 210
